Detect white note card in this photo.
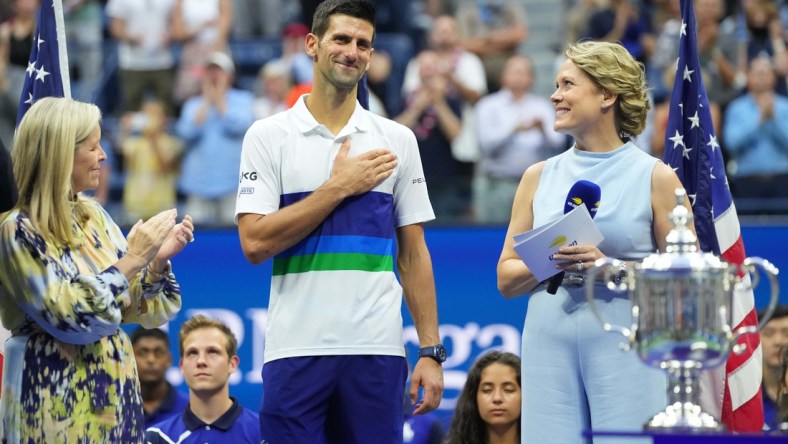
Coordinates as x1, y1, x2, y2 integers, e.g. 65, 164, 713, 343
512, 204, 604, 281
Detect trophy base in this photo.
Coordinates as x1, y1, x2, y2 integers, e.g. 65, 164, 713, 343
644, 402, 725, 431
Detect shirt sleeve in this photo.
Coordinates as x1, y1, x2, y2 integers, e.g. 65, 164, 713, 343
0, 214, 126, 345
392, 126, 435, 227
98, 205, 182, 329
235, 120, 283, 220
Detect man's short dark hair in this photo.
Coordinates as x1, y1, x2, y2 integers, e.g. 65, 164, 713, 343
311, 0, 376, 40
130, 326, 170, 347
758, 305, 788, 325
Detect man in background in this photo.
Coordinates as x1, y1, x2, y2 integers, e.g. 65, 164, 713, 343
473, 54, 564, 224
176, 51, 255, 227
130, 327, 189, 426
760, 305, 788, 431
144, 315, 260, 443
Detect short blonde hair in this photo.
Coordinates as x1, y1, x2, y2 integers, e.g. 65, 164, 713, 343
564, 41, 650, 138
11, 97, 102, 244
178, 315, 238, 358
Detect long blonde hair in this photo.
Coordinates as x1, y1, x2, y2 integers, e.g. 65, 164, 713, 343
11, 97, 102, 245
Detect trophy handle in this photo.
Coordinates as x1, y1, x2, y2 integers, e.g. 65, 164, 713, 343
584, 257, 636, 350
729, 257, 780, 354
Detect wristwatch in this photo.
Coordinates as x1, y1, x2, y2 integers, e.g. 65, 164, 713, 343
418, 344, 447, 364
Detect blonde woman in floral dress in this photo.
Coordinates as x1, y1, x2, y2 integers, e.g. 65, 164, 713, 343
0, 97, 194, 442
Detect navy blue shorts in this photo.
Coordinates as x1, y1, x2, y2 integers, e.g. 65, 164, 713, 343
260, 355, 408, 444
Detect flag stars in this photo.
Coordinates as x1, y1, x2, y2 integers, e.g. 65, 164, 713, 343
689, 193, 697, 206
35, 65, 50, 82
36, 35, 45, 50
680, 21, 687, 37
682, 145, 693, 160
669, 130, 686, 150
683, 65, 694, 82
688, 111, 700, 129
707, 134, 720, 152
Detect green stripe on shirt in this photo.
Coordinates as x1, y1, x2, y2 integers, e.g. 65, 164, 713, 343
272, 253, 394, 275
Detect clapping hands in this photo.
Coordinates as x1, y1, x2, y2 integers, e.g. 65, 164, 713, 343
125, 209, 194, 270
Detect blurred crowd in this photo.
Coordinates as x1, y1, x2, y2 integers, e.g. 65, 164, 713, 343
1, 0, 787, 227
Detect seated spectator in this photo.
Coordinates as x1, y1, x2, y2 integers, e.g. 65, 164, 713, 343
761, 305, 788, 432
118, 98, 184, 222
144, 315, 260, 443
723, 56, 788, 199
445, 351, 521, 444
131, 327, 189, 427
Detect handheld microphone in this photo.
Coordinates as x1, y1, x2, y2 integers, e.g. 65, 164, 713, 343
546, 180, 601, 295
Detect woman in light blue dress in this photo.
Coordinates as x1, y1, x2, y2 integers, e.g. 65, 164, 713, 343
497, 41, 695, 443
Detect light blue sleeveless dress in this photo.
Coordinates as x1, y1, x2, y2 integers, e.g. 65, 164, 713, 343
521, 142, 668, 443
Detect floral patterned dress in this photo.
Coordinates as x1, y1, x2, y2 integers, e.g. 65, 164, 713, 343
0, 200, 182, 443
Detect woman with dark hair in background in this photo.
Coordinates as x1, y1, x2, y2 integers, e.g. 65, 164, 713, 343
445, 351, 521, 444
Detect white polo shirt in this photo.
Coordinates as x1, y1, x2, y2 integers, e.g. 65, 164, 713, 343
236, 95, 435, 363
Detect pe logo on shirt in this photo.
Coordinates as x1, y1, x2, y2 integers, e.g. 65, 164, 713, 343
240, 187, 255, 195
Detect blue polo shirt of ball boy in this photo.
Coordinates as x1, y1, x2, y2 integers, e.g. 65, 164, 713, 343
144, 397, 260, 444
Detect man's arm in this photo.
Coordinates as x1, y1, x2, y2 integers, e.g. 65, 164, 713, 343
238, 139, 397, 264
0, 139, 17, 212
396, 223, 443, 415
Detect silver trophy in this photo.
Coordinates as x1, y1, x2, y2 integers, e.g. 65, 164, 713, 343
584, 189, 780, 430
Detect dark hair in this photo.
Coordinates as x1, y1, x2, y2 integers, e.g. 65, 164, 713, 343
759, 305, 788, 325
444, 351, 522, 444
130, 326, 170, 347
311, 0, 376, 40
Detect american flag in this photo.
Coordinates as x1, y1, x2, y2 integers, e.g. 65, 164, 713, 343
663, 0, 762, 432
1, 0, 71, 397
16, 0, 71, 124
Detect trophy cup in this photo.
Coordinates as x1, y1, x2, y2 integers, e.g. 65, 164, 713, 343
584, 188, 780, 430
